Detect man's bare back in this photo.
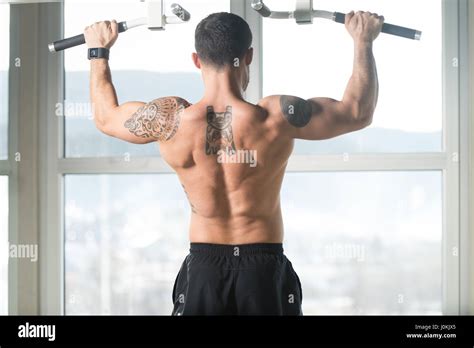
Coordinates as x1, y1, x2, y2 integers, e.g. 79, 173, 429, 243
158, 98, 292, 244
85, 10, 383, 245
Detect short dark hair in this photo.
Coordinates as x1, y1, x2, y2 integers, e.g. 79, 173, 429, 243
195, 12, 253, 69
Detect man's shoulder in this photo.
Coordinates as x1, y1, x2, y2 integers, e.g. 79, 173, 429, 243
258, 95, 312, 129
257, 95, 289, 128
257, 95, 280, 111
146, 96, 192, 111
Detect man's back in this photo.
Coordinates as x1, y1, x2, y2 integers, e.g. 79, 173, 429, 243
160, 97, 293, 244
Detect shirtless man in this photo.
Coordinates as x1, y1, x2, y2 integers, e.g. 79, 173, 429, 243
84, 10, 384, 315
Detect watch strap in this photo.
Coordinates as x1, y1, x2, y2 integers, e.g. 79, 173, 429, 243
88, 47, 110, 60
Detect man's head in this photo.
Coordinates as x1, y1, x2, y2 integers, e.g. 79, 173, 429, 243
193, 13, 253, 90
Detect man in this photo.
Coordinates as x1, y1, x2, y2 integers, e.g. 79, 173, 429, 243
84, 11, 384, 315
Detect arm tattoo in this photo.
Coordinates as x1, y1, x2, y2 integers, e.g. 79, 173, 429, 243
205, 106, 237, 155
280, 95, 312, 128
124, 97, 190, 141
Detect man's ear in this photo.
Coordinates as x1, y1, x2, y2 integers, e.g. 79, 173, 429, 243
245, 48, 254, 66
192, 53, 201, 69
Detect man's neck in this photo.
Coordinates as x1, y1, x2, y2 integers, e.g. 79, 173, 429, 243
201, 69, 245, 102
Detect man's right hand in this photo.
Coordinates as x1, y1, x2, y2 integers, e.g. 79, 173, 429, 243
84, 20, 119, 49
345, 11, 384, 44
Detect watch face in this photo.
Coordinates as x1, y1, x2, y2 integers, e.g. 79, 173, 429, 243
90, 49, 98, 57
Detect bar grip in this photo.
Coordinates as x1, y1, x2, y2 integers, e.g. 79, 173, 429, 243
251, 1, 272, 18
49, 21, 127, 52
171, 3, 191, 21
257, 3, 272, 17
334, 12, 421, 40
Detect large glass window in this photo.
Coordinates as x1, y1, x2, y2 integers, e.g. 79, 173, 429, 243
0, 4, 9, 159
65, 171, 443, 315
263, 0, 442, 154
0, 176, 8, 314
281, 171, 442, 314
262, 0, 445, 314
65, 175, 189, 314
64, 0, 230, 157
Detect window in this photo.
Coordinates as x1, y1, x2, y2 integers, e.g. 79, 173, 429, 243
63, 0, 230, 314
262, 0, 442, 154
0, 176, 8, 314
31, 0, 460, 316
281, 172, 442, 314
0, 5, 9, 159
64, 0, 229, 157
65, 175, 189, 314
259, 0, 449, 314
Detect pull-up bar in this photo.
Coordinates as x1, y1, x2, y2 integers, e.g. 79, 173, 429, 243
48, 0, 191, 52
251, 0, 422, 41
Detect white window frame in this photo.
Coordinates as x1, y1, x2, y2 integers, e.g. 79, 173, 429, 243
0, 3, 10, 315
4, 0, 472, 315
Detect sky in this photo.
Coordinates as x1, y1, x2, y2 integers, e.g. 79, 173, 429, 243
262, 0, 443, 132
62, 0, 442, 132
0, 0, 443, 132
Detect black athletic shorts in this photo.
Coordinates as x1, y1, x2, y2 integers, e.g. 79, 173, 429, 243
171, 243, 303, 316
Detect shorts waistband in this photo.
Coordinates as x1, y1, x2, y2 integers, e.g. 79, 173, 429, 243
190, 243, 284, 256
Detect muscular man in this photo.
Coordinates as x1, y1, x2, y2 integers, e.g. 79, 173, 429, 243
84, 11, 384, 315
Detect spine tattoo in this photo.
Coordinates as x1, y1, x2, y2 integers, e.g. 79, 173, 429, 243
125, 97, 190, 141
205, 105, 237, 156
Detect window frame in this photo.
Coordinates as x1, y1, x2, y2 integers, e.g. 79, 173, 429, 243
0, 2, 10, 209
0, 14, 9, 308
1, 4, 11, 314
4, 0, 472, 315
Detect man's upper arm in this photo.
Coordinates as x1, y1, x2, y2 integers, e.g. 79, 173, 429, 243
265, 95, 369, 141
101, 97, 191, 144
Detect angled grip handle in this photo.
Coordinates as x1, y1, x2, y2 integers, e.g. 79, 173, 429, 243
48, 21, 128, 52
334, 12, 421, 40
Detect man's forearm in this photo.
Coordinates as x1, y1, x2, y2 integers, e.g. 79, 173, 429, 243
343, 41, 379, 122
90, 59, 119, 128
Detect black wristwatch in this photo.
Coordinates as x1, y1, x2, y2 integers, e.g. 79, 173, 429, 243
88, 47, 110, 60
